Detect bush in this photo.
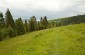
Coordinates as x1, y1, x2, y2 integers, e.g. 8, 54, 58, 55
1, 28, 9, 39
0, 26, 18, 41
8, 26, 17, 38
0, 32, 3, 41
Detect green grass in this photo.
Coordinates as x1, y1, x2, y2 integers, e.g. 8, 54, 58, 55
0, 23, 85, 55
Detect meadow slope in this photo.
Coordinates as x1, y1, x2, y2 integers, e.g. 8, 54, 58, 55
0, 23, 85, 55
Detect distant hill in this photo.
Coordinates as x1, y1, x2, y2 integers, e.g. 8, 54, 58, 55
50, 14, 85, 27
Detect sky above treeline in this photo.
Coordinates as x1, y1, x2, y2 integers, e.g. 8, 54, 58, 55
0, 0, 85, 20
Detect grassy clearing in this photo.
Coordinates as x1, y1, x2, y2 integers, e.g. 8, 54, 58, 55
0, 23, 85, 55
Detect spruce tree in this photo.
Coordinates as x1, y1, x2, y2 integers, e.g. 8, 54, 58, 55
0, 12, 4, 27
43, 16, 48, 29
40, 16, 48, 29
28, 16, 37, 32
5, 9, 15, 28
37, 21, 41, 30
15, 18, 25, 35
24, 19, 29, 32
40, 17, 44, 29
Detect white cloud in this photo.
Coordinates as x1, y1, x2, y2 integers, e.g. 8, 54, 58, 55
0, 0, 82, 11
0, 0, 85, 19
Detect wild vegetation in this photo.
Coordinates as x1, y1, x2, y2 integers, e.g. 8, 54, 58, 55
0, 8, 85, 55
0, 9, 49, 41
0, 23, 85, 55
0, 9, 85, 41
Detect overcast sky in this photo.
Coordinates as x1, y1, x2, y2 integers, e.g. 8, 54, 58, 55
0, 0, 85, 19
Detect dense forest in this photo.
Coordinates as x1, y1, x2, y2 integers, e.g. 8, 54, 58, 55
0, 9, 85, 41
50, 15, 85, 27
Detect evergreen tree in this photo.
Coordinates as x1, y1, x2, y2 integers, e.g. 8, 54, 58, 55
0, 12, 4, 27
5, 9, 15, 28
15, 18, 25, 35
0, 31, 3, 41
1, 27, 9, 39
28, 16, 37, 32
43, 16, 48, 29
40, 16, 48, 29
0, 12, 3, 17
24, 19, 29, 32
37, 21, 40, 30
40, 17, 44, 29
8, 25, 16, 38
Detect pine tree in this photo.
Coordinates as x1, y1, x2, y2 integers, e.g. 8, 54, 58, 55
15, 18, 25, 35
40, 16, 48, 29
0, 12, 4, 27
28, 16, 37, 32
24, 19, 29, 32
43, 16, 48, 29
40, 17, 44, 29
5, 9, 15, 28
8, 25, 16, 38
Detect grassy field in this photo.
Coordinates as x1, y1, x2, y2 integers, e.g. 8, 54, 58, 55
0, 23, 85, 55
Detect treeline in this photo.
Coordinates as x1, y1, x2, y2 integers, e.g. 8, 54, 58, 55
0, 9, 51, 41
50, 15, 85, 27
0, 9, 85, 41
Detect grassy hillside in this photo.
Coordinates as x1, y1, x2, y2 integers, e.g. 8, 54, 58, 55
0, 23, 85, 55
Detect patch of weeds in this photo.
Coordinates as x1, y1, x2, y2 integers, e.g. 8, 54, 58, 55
75, 45, 84, 49
28, 48, 35, 51
81, 31, 85, 35
76, 37, 85, 42
35, 32, 43, 38
60, 28, 64, 31
79, 29, 83, 32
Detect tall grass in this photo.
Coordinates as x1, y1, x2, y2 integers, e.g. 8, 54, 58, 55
0, 23, 85, 55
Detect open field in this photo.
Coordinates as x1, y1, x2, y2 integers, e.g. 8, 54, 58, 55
0, 23, 85, 55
